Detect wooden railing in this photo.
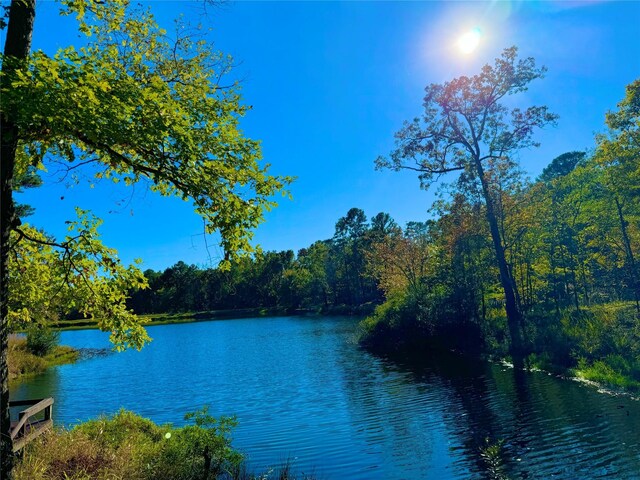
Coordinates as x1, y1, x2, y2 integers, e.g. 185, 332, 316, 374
9, 397, 54, 452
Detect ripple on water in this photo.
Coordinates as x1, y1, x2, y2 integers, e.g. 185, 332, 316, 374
10, 316, 640, 479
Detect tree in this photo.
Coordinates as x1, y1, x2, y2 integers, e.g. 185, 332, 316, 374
333, 208, 368, 304
367, 223, 434, 297
8, 212, 149, 346
376, 47, 557, 367
369, 212, 400, 241
0, 0, 291, 472
538, 151, 585, 183
596, 80, 640, 311
296, 241, 331, 307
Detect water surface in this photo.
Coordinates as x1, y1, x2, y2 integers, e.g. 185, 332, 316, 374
11, 316, 640, 479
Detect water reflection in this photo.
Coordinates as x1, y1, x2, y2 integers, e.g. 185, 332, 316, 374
372, 350, 640, 479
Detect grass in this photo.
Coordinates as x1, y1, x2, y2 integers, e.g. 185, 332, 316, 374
14, 410, 316, 480
575, 358, 640, 393
53, 307, 293, 331
8, 335, 79, 381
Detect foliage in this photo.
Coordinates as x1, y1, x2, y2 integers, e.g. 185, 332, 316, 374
161, 407, 242, 480
366, 225, 433, 297
127, 208, 399, 315
25, 325, 60, 356
354, 48, 640, 386
376, 46, 558, 365
479, 438, 508, 480
375, 46, 556, 193
7, 335, 78, 381
577, 357, 640, 392
13, 409, 314, 480
359, 280, 483, 354
1, 0, 292, 470
2, 0, 292, 263
123, 72, 640, 392
2, 0, 292, 347
8, 213, 150, 350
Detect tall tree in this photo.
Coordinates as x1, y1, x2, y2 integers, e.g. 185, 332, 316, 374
538, 151, 585, 183
596, 80, 640, 311
1, 0, 36, 471
376, 47, 557, 367
0, 0, 291, 471
333, 208, 368, 304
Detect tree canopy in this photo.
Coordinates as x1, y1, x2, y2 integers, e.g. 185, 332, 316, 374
3, 1, 292, 259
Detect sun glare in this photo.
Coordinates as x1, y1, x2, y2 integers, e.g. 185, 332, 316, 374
457, 28, 482, 54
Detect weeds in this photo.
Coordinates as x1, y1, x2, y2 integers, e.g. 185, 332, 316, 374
8, 335, 78, 381
14, 410, 316, 480
479, 438, 509, 480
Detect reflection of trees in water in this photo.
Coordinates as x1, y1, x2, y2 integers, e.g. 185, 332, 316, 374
12, 320, 640, 478
401, 351, 506, 477
336, 345, 483, 478
348, 348, 640, 479
489, 367, 640, 478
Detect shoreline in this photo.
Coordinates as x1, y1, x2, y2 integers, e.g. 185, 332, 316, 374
53, 304, 376, 331
365, 341, 640, 399
53, 307, 311, 331
8, 336, 80, 382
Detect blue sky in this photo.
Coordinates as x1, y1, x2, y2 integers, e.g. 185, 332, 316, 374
11, 0, 640, 271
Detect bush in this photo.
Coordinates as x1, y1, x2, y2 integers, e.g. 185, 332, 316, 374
8, 336, 47, 378
15, 409, 250, 480
8, 335, 78, 380
359, 285, 482, 354
154, 407, 243, 480
26, 325, 60, 357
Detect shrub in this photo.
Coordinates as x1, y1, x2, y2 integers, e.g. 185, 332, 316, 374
26, 325, 60, 357
359, 285, 482, 353
154, 407, 243, 480
15, 409, 249, 480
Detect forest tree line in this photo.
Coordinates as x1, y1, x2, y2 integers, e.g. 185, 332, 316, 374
127, 208, 396, 314
129, 141, 638, 332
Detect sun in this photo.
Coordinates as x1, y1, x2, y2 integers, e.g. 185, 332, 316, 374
457, 28, 482, 54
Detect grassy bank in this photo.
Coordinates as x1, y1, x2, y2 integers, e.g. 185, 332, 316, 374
53, 307, 295, 331
359, 296, 640, 393
8, 335, 79, 381
14, 409, 314, 480
54, 304, 375, 332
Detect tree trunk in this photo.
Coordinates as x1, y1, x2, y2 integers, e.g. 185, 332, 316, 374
615, 197, 640, 313
1, 1, 36, 477
475, 159, 525, 369
202, 445, 211, 480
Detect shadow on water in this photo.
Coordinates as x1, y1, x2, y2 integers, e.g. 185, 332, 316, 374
367, 347, 640, 479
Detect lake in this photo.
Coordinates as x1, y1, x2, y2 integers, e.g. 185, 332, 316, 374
11, 316, 640, 479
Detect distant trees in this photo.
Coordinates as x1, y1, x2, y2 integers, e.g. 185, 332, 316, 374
289, 242, 331, 308
127, 209, 401, 314
111, 77, 640, 392
333, 208, 373, 306
376, 47, 557, 366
